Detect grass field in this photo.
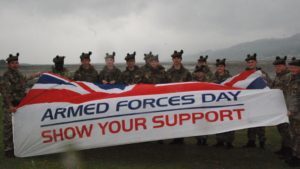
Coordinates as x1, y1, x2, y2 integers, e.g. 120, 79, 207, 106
0, 96, 292, 169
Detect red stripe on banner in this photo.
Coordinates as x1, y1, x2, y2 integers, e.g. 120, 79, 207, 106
75, 81, 96, 93
18, 82, 242, 108
223, 70, 256, 87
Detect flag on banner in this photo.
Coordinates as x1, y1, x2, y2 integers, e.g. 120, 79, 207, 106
222, 70, 269, 89
13, 71, 288, 157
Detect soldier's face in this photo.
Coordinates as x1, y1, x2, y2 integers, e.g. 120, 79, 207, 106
81, 58, 91, 68
105, 58, 114, 67
274, 64, 286, 74
126, 59, 135, 68
246, 60, 257, 69
216, 65, 225, 73
8, 60, 19, 70
288, 65, 300, 75
150, 60, 159, 69
198, 61, 206, 66
195, 72, 205, 79
172, 57, 182, 66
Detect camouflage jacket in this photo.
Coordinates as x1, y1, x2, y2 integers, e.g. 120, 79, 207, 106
142, 66, 169, 84
120, 65, 143, 85
140, 64, 151, 74
99, 66, 122, 84
51, 67, 72, 79
73, 65, 98, 83
287, 74, 300, 119
213, 70, 231, 84
271, 69, 290, 98
166, 65, 192, 82
194, 65, 214, 81
2, 68, 27, 106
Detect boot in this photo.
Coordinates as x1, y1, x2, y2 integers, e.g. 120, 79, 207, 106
4, 150, 15, 158
226, 142, 234, 149
259, 141, 265, 149
213, 141, 224, 147
170, 138, 184, 145
286, 156, 300, 167
243, 140, 256, 148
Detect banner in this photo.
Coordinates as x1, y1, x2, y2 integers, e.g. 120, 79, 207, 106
13, 72, 288, 157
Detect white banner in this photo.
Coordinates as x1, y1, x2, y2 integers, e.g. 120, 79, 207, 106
14, 89, 288, 157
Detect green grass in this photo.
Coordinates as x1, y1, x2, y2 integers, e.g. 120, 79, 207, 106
0, 96, 291, 169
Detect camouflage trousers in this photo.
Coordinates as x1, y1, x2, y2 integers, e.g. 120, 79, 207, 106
290, 119, 300, 158
216, 131, 235, 143
247, 127, 266, 142
277, 122, 292, 148
2, 106, 14, 152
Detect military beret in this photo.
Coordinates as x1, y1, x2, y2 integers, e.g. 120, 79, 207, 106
198, 55, 208, 62
149, 54, 159, 61
53, 55, 65, 64
171, 50, 184, 59
105, 52, 115, 60
289, 57, 300, 67
144, 51, 153, 60
245, 53, 257, 62
273, 56, 287, 65
6, 53, 19, 63
216, 58, 226, 66
80, 51, 92, 60
194, 65, 206, 73
125, 51, 136, 61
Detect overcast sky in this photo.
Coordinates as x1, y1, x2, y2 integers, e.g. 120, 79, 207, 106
0, 0, 299, 64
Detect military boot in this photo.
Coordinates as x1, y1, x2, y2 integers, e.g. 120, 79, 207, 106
259, 141, 265, 149
243, 140, 256, 148
286, 156, 300, 167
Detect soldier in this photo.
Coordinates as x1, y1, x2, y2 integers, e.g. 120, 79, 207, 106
2, 53, 40, 158
167, 50, 192, 145
285, 57, 300, 167
193, 66, 210, 145
194, 55, 214, 81
141, 54, 169, 84
99, 52, 122, 84
271, 56, 293, 157
140, 52, 152, 74
142, 53, 169, 144
213, 59, 235, 149
243, 53, 271, 149
51, 55, 72, 78
120, 52, 142, 85
73, 51, 98, 83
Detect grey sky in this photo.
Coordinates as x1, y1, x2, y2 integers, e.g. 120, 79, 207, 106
0, 0, 299, 64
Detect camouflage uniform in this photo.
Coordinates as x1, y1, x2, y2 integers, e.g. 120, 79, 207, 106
120, 65, 142, 85
2, 67, 27, 154
167, 50, 192, 144
244, 53, 271, 148
167, 65, 192, 82
193, 66, 210, 145
120, 52, 142, 85
142, 66, 169, 84
73, 51, 98, 83
287, 66, 300, 159
50, 55, 72, 79
271, 64, 292, 154
194, 65, 214, 82
213, 67, 235, 147
99, 66, 122, 84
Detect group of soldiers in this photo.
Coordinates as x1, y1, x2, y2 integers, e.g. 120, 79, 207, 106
0, 50, 299, 166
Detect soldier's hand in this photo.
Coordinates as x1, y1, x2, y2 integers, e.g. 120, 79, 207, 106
110, 80, 116, 84
102, 80, 108, 84
9, 106, 17, 113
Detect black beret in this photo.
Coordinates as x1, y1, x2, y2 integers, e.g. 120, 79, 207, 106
80, 51, 92, 60
6, 53, 19, 63
245, 53, 257, 61
198, 55, 208, 62
53, 55, 65, 64
216, 58, 226, 66
273, 56, 287, 65
125, 51, 136, 61
105, 52, 116, 60
288, 57, 300, 67
171, 50, 184, 59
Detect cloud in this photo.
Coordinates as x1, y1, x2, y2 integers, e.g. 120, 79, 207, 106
0, 0, 299, 64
